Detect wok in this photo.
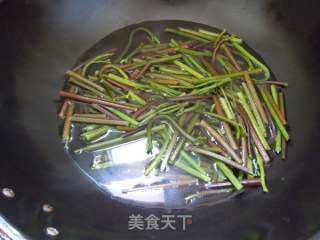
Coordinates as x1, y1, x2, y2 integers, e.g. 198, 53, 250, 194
1, 0, 320, 239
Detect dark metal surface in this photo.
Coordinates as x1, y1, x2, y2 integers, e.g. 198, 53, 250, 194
0, 0, 319, 239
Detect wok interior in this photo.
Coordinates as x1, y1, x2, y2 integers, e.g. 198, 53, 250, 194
0, 1, 319, 239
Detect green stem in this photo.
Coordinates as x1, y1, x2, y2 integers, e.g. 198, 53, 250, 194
75, 124, 166, 152
176, 101, 200, 116
137, 102, 174, 121
219, 97, 234, 120
87, 107, 100, 114
238, 92, 270, 150
194, 68, 262, 84
232, 42, 270, 81
199, 111, 246, 138
175, 160, 211, 182
146, 115, 198, 152
253, 145, 269, 193
198, 29, 243, 43
157, 102, 189, 115
81, 53, 112, 77
168, 113, 199, 164
66, 70, 107, 93
220, 87, 236, 119
128, 91, 147, 105
107, 73, 149, 89
177, 48, 212, 57
100, 65, 129, 79
187, 78, 231, 95
69, 116, 128, 126
69, 78, 111, 99
82, 124, 99, 132
160, 114, 187, 170
247, 156, 254, 179
141, 77, 182, 96
187, 146, 251, 174
120, 42, 144, 64
242, 82, 267, 136
84, 126, 109, 141
258, 86, 290, 141
271, 85, 282, 153
216, 161, 243, 190
182, 54, 194, 68
200, 57, 218, 76
107, 108, 139, 126
144, 128, 171, 176
232, 50, 254, 70
203, 146, 222, 153
181, 151, 207, 175
186, 55, 211, 76
124, 54, 183, 72
178, 27, 216, 40
173, 60, 204, 78
100, 79, 126, 96
145, 72, 194, 81
165, 28, 209, 42
115, 27, 160, 63
216, 55, 232, 74
92, 160, 116, 169
158, 66, 190, 75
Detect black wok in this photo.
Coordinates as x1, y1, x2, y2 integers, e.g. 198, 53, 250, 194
0, 0, 320, 239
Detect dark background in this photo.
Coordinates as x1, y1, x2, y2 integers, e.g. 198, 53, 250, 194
0, 0, 319, 239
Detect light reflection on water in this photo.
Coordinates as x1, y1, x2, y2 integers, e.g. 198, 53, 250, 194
65, 125, 237, 210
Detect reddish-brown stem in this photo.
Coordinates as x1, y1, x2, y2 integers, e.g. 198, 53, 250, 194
193, 41, 212, 49
187, 40, 201, 48
59, 91, 136, 111
131, 99, 161, 119
79, 104, 85, 114
211, 39, 228, 66
261, 86, 287, 125
106, 78, 150, 100
83, 104, 89, 114
117, 126, 137, 132
129, 69, 140, 80
158, 45, 189, 53
85, 95, 141, 108
200, 57, 218, 76
244, 74, 268, 124
242, 115, 252, 157
213, 96, 239, 150
223, 43, 269, 125
200, 120, 243, 164
212, 61, 225, 75
237, 106, 270, 163
201, 178, 261, 190
122, 124, 147, 137
193, 128, 230, 158
253, 81, 289, 87
91, 104, 122, 120
59, 85, 75, 118
221, 44, 242, 71
135, 45, 188, 58
135, 61, 151, 80
105, 86, 116, 98
62, 101, 75, 142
